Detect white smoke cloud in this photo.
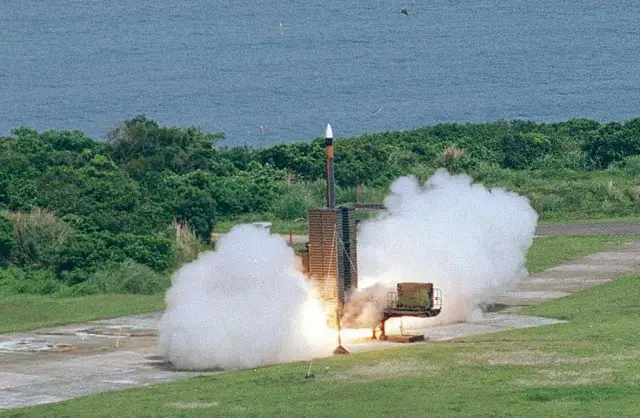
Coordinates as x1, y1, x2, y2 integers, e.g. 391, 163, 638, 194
357, 169, 538, 328
159, 225, 333, 370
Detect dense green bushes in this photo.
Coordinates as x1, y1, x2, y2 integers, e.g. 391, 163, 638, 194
7, 208, 73, 270
1, 115, 640, 296
55, 231, 175, 283
0, 213, 13, 266
0, 267, 61, 295
82, 260, 171, 295
583, 122, 640, 169
0, 208, 182, 296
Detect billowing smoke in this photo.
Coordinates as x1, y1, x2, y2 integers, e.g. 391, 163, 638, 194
341, 284, 390, 329
355, 169, 538, 328
159, 225, 333, 370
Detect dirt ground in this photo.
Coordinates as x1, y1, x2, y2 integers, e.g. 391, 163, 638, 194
2, 223, 640, 410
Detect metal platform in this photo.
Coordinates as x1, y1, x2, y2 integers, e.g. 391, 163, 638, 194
376, 288, 443, 340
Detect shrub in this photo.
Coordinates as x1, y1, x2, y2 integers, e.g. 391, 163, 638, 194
534, 151, 591, 171
270, 183, 319, 220
501, 133, 552, 169
583, 123, 640, 169
0, 267, 62, 295
172, 186, 216, 241
0, 213, 13, 266
14, 269, 62, 295
609, 155, 640, 176
55, 231, 176, 284
9, 208, 73, 267
0, 267, 23, 293
86, 259, 170, 294
172, 221, 202, 264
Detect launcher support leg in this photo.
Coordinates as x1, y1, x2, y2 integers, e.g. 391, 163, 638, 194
379, 318, 388, 341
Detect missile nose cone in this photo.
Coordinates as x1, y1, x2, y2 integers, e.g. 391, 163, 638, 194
325, 124, 333, 139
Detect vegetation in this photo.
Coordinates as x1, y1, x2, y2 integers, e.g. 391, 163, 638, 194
525, 235, 639, 274
1, 116, 640, 296
7, 273, 640, 417
0, 294, 165, 334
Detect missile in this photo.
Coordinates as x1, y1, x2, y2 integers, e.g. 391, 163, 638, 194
325, 124, 335, 209
325, 123, 333, 139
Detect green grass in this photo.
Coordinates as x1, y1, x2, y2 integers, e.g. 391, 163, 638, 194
0, 294, 165, 333
525, 234, 639, 274
8, 274, 640, 417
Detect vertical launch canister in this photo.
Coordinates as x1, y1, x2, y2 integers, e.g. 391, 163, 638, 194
303, 124, 358, 328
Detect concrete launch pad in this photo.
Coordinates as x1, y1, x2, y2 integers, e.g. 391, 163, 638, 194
0, 311, 564, 410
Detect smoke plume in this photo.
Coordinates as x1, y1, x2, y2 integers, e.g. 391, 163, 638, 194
159, 225, 333, 370
356, 169, 538, 328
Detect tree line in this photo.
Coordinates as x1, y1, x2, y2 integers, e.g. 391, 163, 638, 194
1, 115, 639, 295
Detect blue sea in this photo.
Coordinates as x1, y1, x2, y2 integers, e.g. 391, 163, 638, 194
1, 1, 639, 146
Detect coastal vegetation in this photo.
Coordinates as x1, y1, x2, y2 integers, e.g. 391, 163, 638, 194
1, 116, 640, 297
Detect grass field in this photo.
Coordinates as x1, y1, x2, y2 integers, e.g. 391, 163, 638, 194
0, 234, 636, 334
6, 272, 640, 417
524, 234, 638, 274
0, 294, 165, 334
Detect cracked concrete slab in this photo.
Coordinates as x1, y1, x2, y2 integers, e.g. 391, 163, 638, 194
0, 339, 214, 410
497, 240, 640, 307
422, 314, 565, 341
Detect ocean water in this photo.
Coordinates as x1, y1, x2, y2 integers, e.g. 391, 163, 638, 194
1, 1, 639, 146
